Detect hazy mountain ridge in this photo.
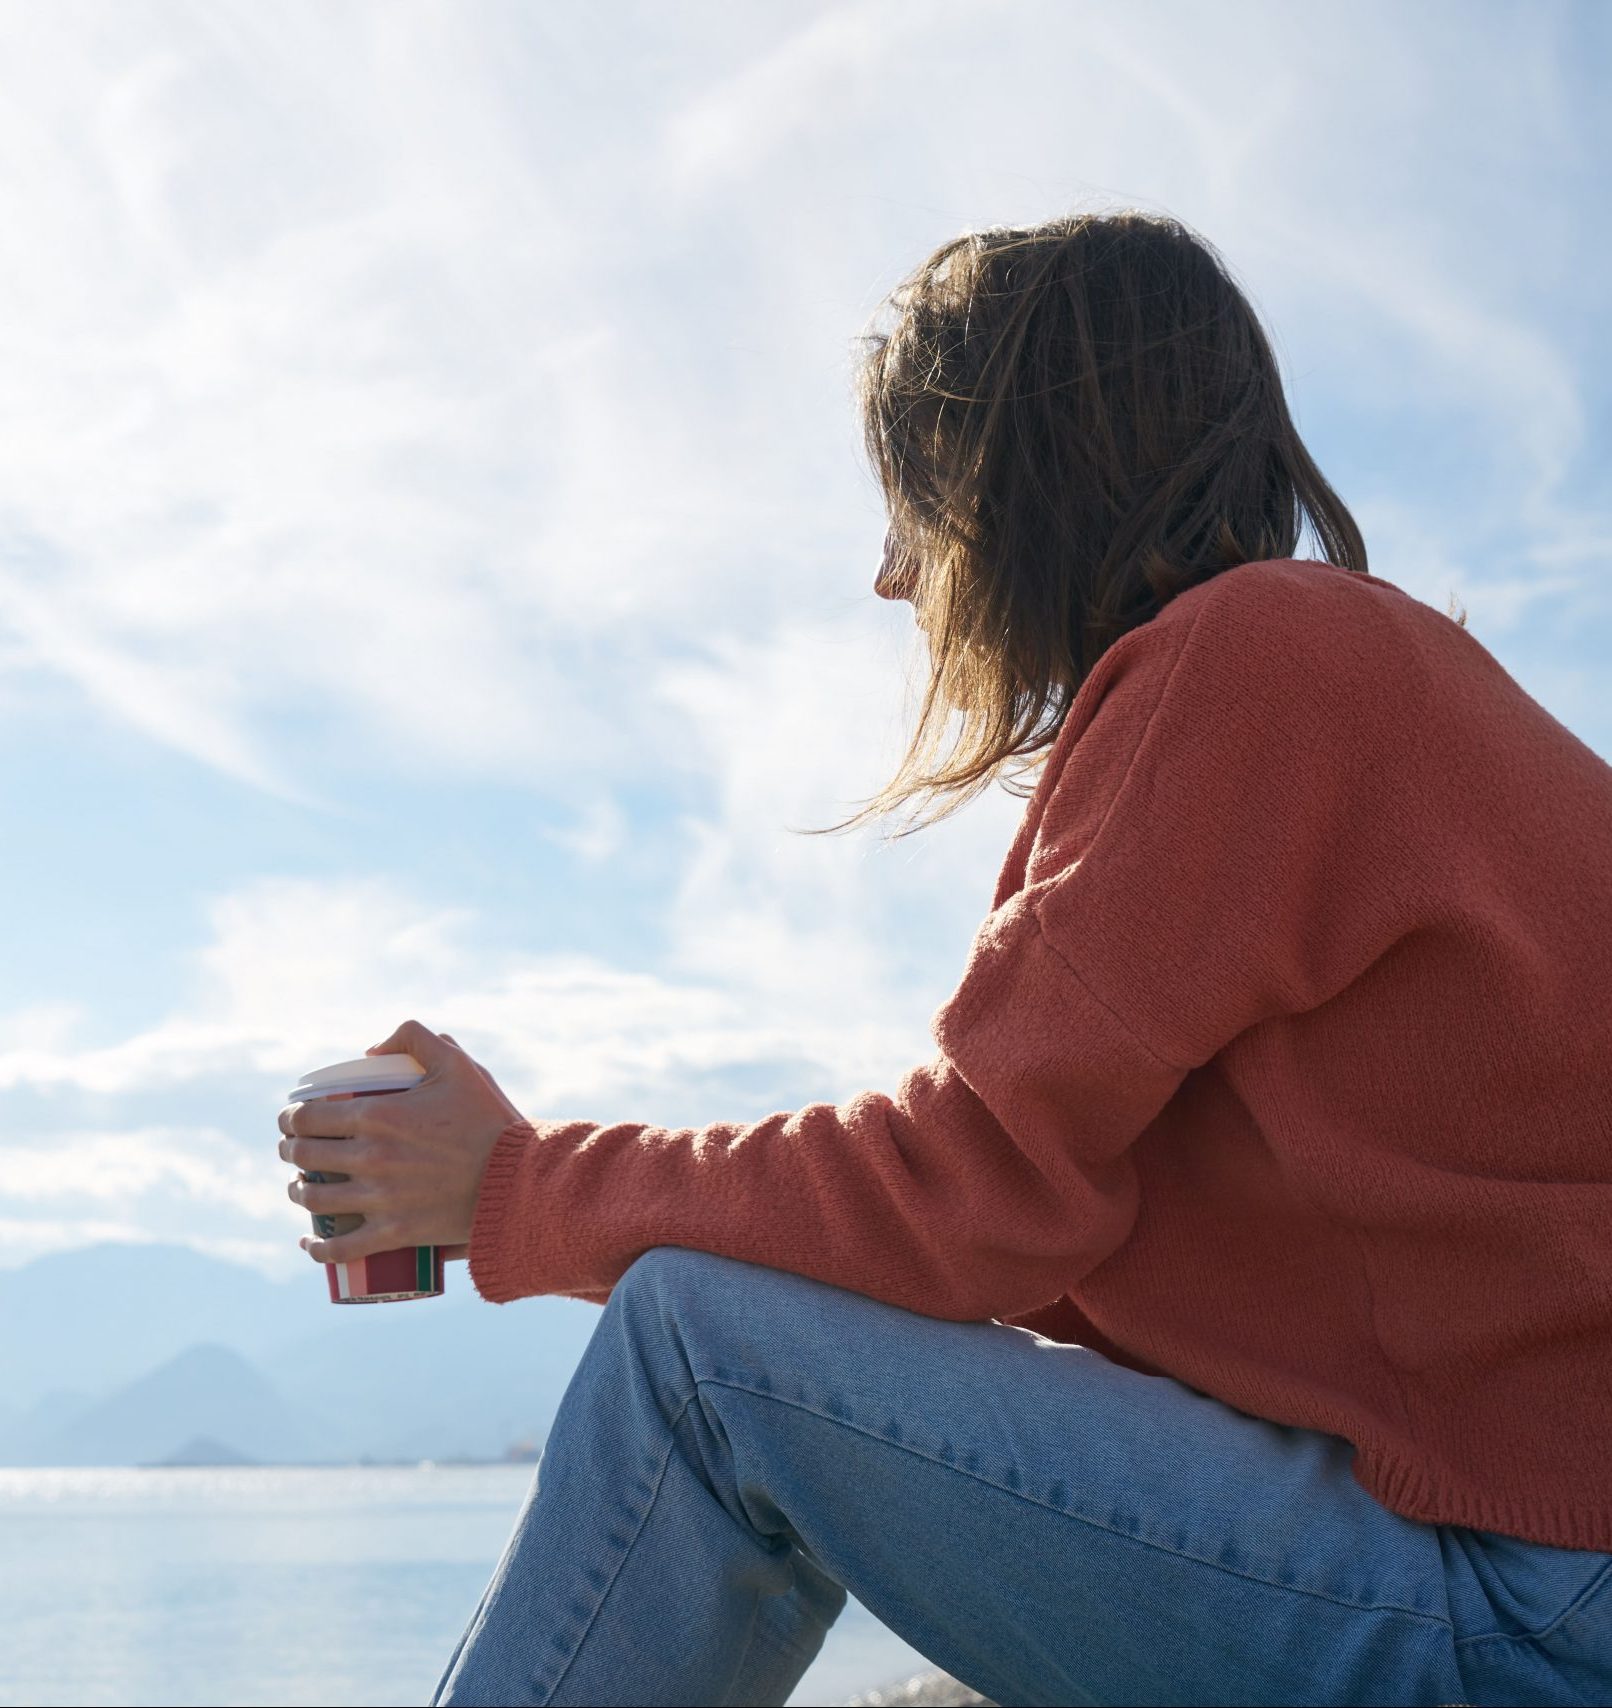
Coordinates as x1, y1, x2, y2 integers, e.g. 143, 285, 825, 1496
0, 1242, 602, 1466
40, 1342, 319, 1466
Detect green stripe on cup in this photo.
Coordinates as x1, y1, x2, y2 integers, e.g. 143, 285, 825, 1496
416, 1245, 431, 1293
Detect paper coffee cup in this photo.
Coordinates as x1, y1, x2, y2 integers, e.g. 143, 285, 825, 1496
288, 1054, 444, 1304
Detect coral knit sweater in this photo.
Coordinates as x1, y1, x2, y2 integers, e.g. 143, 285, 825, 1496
469, 556, 1612, 1553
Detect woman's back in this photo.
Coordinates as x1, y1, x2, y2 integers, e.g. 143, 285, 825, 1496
990, 552, 1612, 1549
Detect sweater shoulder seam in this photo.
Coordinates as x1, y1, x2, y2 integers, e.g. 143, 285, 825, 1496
1027, 905, 1190, 1073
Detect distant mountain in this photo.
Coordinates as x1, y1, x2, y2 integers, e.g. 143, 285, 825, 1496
150, 1433, 260, 1467
35, 1342, 318, 1467
0, 1241, 606, 1466
0, 1241, 330, 1414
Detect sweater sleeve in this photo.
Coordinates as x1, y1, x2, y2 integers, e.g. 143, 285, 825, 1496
468, 564, 1428, 1317
464, 594, 1199, 1320
467, 892, 1187, 1317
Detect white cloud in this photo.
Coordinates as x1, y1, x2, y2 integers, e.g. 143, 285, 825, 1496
1, 0, 1608, 1277
1, 1125, 272, 1218
0, 1215, 291, 1280
0, 850, 976, 1270
0, 1216, 164, 1268
0, 0, 1601, 807
649, 603, 1024, 997
1349, 496, 1585, 637
0, 557, 300, 799
536, 795, 628, 863
656, 0, 916, 193
0, 857, 956, 1114
0, 2, 795, 797
2, 1002, 88, 1055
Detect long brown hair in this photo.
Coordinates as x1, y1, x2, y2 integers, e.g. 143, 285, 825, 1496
799, 209, 1413, 843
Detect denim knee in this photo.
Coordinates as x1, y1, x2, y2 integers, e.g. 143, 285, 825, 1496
606, 1246, 761, 1416
611, 1246, 751, 1347
616, 1243, 738, 1302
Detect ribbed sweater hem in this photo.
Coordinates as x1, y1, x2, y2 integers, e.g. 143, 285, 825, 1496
467, 1121, 537, 1306
1357, 1441, 1612, 1552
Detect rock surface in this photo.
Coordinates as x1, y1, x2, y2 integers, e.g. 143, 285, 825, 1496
843, 1668, 995, 1706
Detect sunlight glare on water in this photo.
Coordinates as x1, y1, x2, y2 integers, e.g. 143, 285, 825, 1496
0, 1465, 925, 1707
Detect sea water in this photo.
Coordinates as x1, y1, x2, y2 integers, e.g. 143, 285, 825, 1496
0, 1464, 929, 1706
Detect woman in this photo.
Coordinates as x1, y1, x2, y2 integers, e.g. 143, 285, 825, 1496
278, 211, 1612, 1707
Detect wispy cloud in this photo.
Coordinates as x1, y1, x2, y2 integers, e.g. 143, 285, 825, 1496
1, 0, 1606, 1280
0, 864, 947, 1110
0, 0, 1601, 803
656, 0, 918, 194
1, 1125, 271, 1217
0, 860, 963, 1277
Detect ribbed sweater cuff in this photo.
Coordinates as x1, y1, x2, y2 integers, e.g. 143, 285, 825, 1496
467, 1119, 539, 1304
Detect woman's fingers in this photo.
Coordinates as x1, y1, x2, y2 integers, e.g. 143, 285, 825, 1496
278, 1098, 362, 1140
288, 1174, 371, 1212
279, 1134, 369, 1172
302, 1219, 399, 1265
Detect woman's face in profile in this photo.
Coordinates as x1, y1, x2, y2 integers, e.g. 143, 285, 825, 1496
876, 529, 980, 706
875, 531, 919, 604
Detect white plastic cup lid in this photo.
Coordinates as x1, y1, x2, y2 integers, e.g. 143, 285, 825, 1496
289, 1053, 427, 1102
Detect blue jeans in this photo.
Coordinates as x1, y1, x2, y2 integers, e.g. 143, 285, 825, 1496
431, 1247, 1612, 1706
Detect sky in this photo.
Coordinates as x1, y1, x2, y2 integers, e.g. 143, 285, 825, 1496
0, 0, 1607, 1281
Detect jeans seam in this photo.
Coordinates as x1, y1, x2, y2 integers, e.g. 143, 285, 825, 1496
540, 1386, 701, 1705
701, 1374, 1457, 1635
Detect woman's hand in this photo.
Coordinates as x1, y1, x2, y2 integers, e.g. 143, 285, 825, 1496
278, 1019, 527, 1266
